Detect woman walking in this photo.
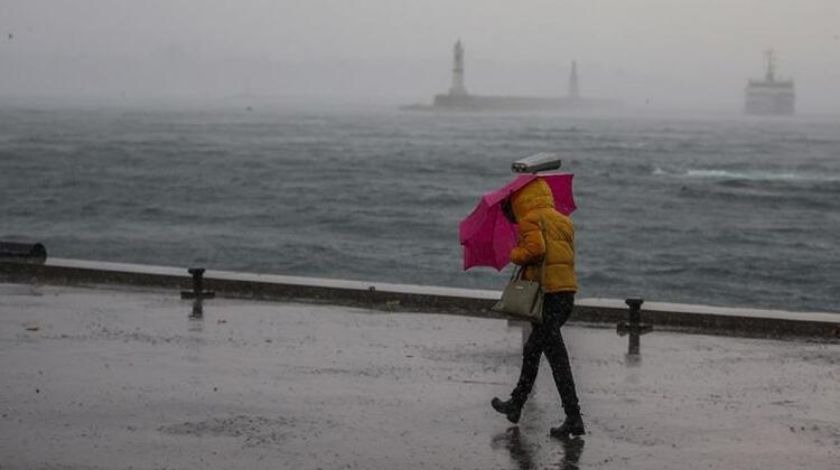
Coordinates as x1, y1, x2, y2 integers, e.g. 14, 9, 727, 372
491, 177, 585, 437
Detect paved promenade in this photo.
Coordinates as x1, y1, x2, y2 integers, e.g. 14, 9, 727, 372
1, 283, 838, 469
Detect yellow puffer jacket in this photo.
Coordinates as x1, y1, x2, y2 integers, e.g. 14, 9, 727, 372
509, 178, 578, 293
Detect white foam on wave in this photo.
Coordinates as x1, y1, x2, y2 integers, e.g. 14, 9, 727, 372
683, 169, 839, 182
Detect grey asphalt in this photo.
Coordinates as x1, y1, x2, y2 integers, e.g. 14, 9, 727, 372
1, 283, 838, 469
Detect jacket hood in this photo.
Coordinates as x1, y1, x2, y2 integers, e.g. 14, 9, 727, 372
510, 178, 555, 220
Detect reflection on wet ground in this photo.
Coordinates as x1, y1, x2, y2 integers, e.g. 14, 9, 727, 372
1, 283, 838, 469
492, 426, 584, 470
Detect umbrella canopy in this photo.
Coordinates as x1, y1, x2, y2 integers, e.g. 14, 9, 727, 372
459, 172, 576, 271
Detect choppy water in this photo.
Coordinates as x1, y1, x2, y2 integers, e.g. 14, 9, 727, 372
1, 105, 838, 313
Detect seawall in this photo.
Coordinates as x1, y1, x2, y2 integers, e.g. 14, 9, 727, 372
1, 258, 838, 340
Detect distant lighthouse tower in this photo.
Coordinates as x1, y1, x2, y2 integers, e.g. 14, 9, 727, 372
764, 49, 777, 82
449, 40, 468, 96
568, 60, 580, 100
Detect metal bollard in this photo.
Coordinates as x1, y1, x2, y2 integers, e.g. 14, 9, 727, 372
181, 267, 215, 319
626, 298, 643, 325
181, 268, 216, 300
617, 298, 653, 359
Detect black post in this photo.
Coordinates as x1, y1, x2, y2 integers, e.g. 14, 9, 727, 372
617, 297, 652, 360
190, 268, 204, 294
626, 298, 643, 326
181, 267, 215, 319
181, 267, 215, 300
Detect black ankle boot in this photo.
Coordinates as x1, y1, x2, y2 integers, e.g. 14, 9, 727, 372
550, 414, 585, 437
491, 397, 523, 424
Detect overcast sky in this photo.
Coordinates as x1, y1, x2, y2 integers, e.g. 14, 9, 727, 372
1, 0, 838, 112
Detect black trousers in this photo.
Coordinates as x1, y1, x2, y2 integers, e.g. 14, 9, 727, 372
510, 292, 581, 418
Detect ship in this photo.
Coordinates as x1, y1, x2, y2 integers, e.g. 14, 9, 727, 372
744, 50, 795, 116
401, 40, 619, 112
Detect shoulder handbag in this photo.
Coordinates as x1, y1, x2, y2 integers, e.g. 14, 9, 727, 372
490, 223, 547, 324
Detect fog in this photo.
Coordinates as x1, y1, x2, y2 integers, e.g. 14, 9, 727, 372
1, 0, 838, 112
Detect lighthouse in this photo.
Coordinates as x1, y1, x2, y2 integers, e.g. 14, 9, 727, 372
423, 41, 619, 112
449, 40, 468, 96
568, 60, 580, 100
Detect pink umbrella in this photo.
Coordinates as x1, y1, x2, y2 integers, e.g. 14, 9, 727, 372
459, 172, 576, 271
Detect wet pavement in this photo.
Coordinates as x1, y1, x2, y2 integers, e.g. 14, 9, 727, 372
1, 283, 838, 469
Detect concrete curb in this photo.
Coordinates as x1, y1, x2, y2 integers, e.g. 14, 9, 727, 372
1, 258, 838, 340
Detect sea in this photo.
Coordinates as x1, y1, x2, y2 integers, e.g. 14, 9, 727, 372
1, 104, 838, 314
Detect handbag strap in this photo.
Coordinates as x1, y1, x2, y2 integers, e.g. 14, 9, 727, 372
538, 218, 547, 286
510, 218, 548, 284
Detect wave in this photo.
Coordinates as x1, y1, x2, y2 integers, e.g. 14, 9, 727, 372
656, 168, 840, 183
688, 169, 801, 181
